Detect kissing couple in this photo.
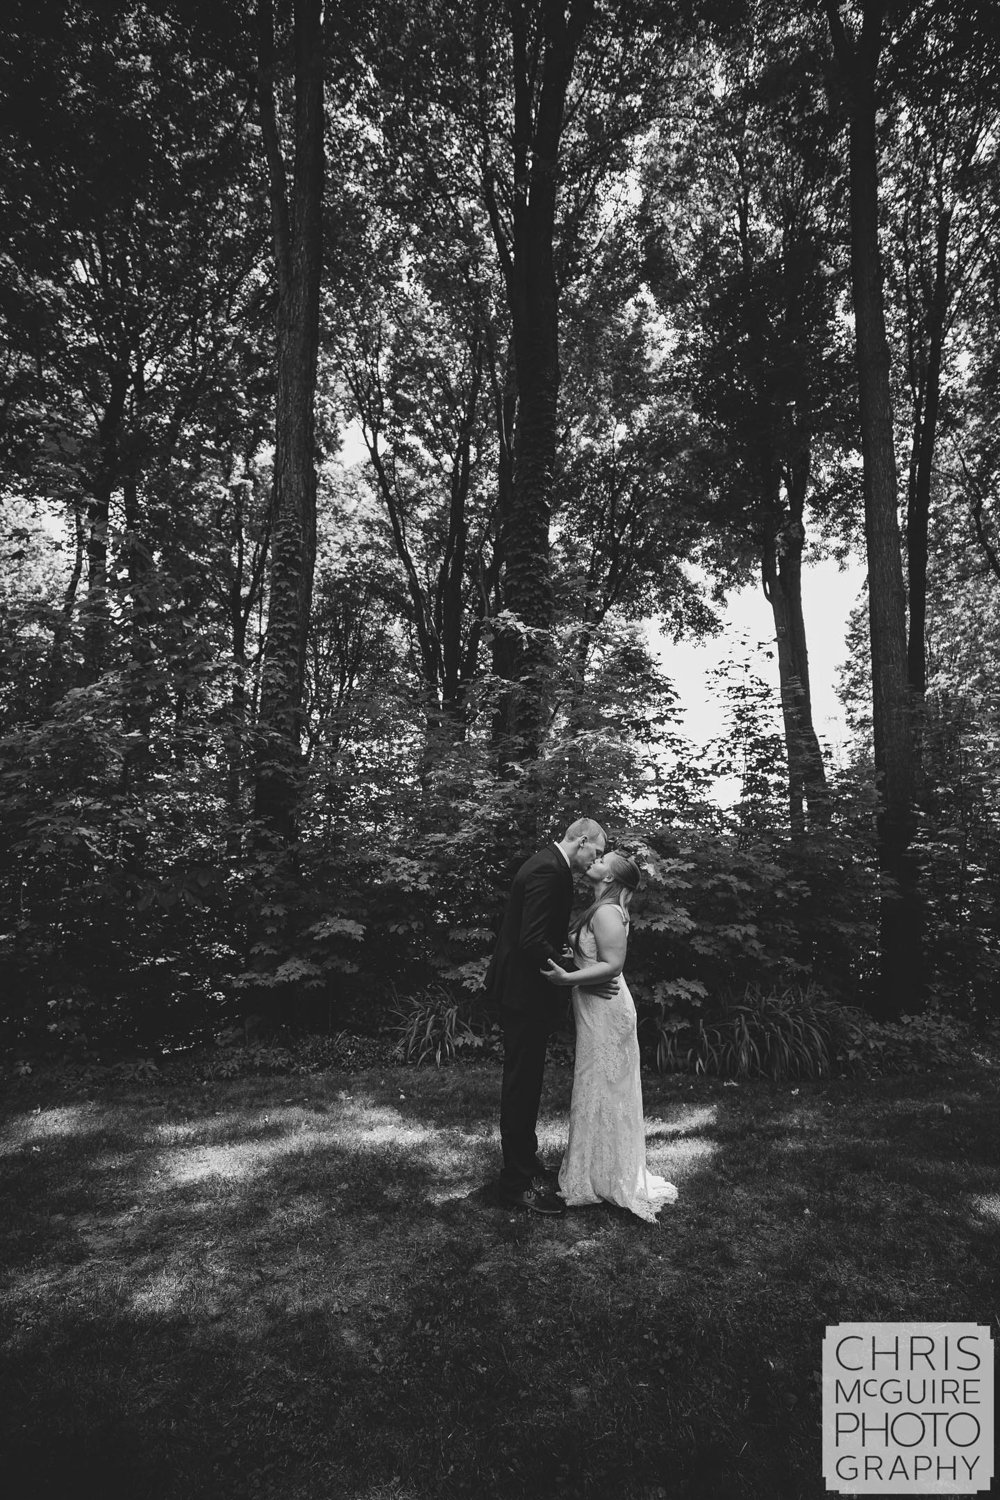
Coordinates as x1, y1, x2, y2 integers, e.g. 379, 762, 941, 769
485, 817, 678, 1221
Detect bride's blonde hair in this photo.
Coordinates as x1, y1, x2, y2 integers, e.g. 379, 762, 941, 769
570, 852, 641, 944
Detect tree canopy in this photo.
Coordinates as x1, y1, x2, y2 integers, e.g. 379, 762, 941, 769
2, 0, 999, 1059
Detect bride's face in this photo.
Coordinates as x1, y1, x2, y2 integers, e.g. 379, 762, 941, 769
586, 855, 611, 890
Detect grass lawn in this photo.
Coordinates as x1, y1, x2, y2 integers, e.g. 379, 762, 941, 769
1, 1058, 998, 1499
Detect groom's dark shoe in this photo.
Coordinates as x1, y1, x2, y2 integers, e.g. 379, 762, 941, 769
533, 1166, 559, 1190
501, 1184, 565, 1216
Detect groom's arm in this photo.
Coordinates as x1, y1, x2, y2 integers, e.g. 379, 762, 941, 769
517, 865, 565, 967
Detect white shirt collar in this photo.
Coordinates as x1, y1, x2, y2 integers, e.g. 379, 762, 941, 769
554, 843, 571, 869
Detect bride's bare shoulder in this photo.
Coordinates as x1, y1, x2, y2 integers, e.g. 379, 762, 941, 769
591, 902, 628, 934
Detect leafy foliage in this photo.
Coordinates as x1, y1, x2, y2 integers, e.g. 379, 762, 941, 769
2, 0, 1000, 1062
845, 1010, 977, 1076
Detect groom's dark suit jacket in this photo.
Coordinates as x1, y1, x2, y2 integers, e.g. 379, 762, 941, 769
484, 845, 574, 1017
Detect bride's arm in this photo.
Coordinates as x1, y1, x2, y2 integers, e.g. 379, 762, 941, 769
542, 905, 627, 988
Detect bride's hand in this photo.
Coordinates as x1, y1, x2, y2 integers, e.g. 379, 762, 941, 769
541, 959, 574, 986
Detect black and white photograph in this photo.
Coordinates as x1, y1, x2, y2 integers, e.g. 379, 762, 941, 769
1, 1, 998, 1496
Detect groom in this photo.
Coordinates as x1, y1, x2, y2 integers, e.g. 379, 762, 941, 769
485, 817, 610, 1215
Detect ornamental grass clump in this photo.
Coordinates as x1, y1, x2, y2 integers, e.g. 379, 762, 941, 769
391, 984, 483, 1067
688, 984, 852, 1081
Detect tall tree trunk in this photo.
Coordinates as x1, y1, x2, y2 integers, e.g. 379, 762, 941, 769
905, 209, 951, 697
81, 483, 110, 683
228, 634, 249, 857
482, 0, 594, 769
221, 460, 272, 855
734, 157, 829, 832
436, 330, 484, 739
225, 473, 254, 857
826, 0, 920, 1018
761, 504, 830, 834
80, 380, 127, 683
121, 475, 154, 795
484, 324, 516, 746
48, 503, 86, 699
253, 0, 324, 845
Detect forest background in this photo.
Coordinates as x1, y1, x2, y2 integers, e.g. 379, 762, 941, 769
2, 0, 999, 1081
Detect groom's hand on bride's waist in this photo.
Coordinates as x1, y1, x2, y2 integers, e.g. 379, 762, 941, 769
578, 977, 619, 999
540, 957, 619, 1000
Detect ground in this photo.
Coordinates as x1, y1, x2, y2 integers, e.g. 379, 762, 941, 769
1, 1060, 998, 1499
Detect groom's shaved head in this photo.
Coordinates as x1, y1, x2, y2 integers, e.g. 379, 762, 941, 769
563, 817, 607, 844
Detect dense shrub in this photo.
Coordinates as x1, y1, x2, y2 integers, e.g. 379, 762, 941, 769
844, 1009, 976, 1075
624, 816, 878, 1047
0, 672, 991, 1066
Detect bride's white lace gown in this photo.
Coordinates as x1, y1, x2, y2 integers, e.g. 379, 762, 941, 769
559, 907, 678, 1222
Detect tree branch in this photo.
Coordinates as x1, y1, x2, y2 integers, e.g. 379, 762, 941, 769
951, 441, 1000, 583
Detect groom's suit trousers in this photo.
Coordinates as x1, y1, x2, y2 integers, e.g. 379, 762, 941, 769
487, 845, 574, 1196
499, 1004, 556, 1194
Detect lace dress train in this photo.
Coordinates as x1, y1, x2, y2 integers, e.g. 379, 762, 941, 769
558, 915, 677, 1222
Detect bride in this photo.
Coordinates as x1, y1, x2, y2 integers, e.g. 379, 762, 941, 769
542, 851, 678, 1222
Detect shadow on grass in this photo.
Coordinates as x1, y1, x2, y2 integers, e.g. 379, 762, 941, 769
1, 1066, 998, 1499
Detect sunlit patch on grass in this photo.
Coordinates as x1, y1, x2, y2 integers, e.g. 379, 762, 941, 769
154, 1110, 293, 1145
153, 1121, 206, 1144
154, 1102, 475, 1187
131, 1269, 188, 1315
0, 1104, 106, 1149
968, 1192, 1000, 1225
330, 1103, 478, 1179
158, 1133, 328, 1185
648, 1135, 718, 1180
426, 1183, 480, 1205
646, 1106, 718, 1139
344, 1108, 440, 1146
